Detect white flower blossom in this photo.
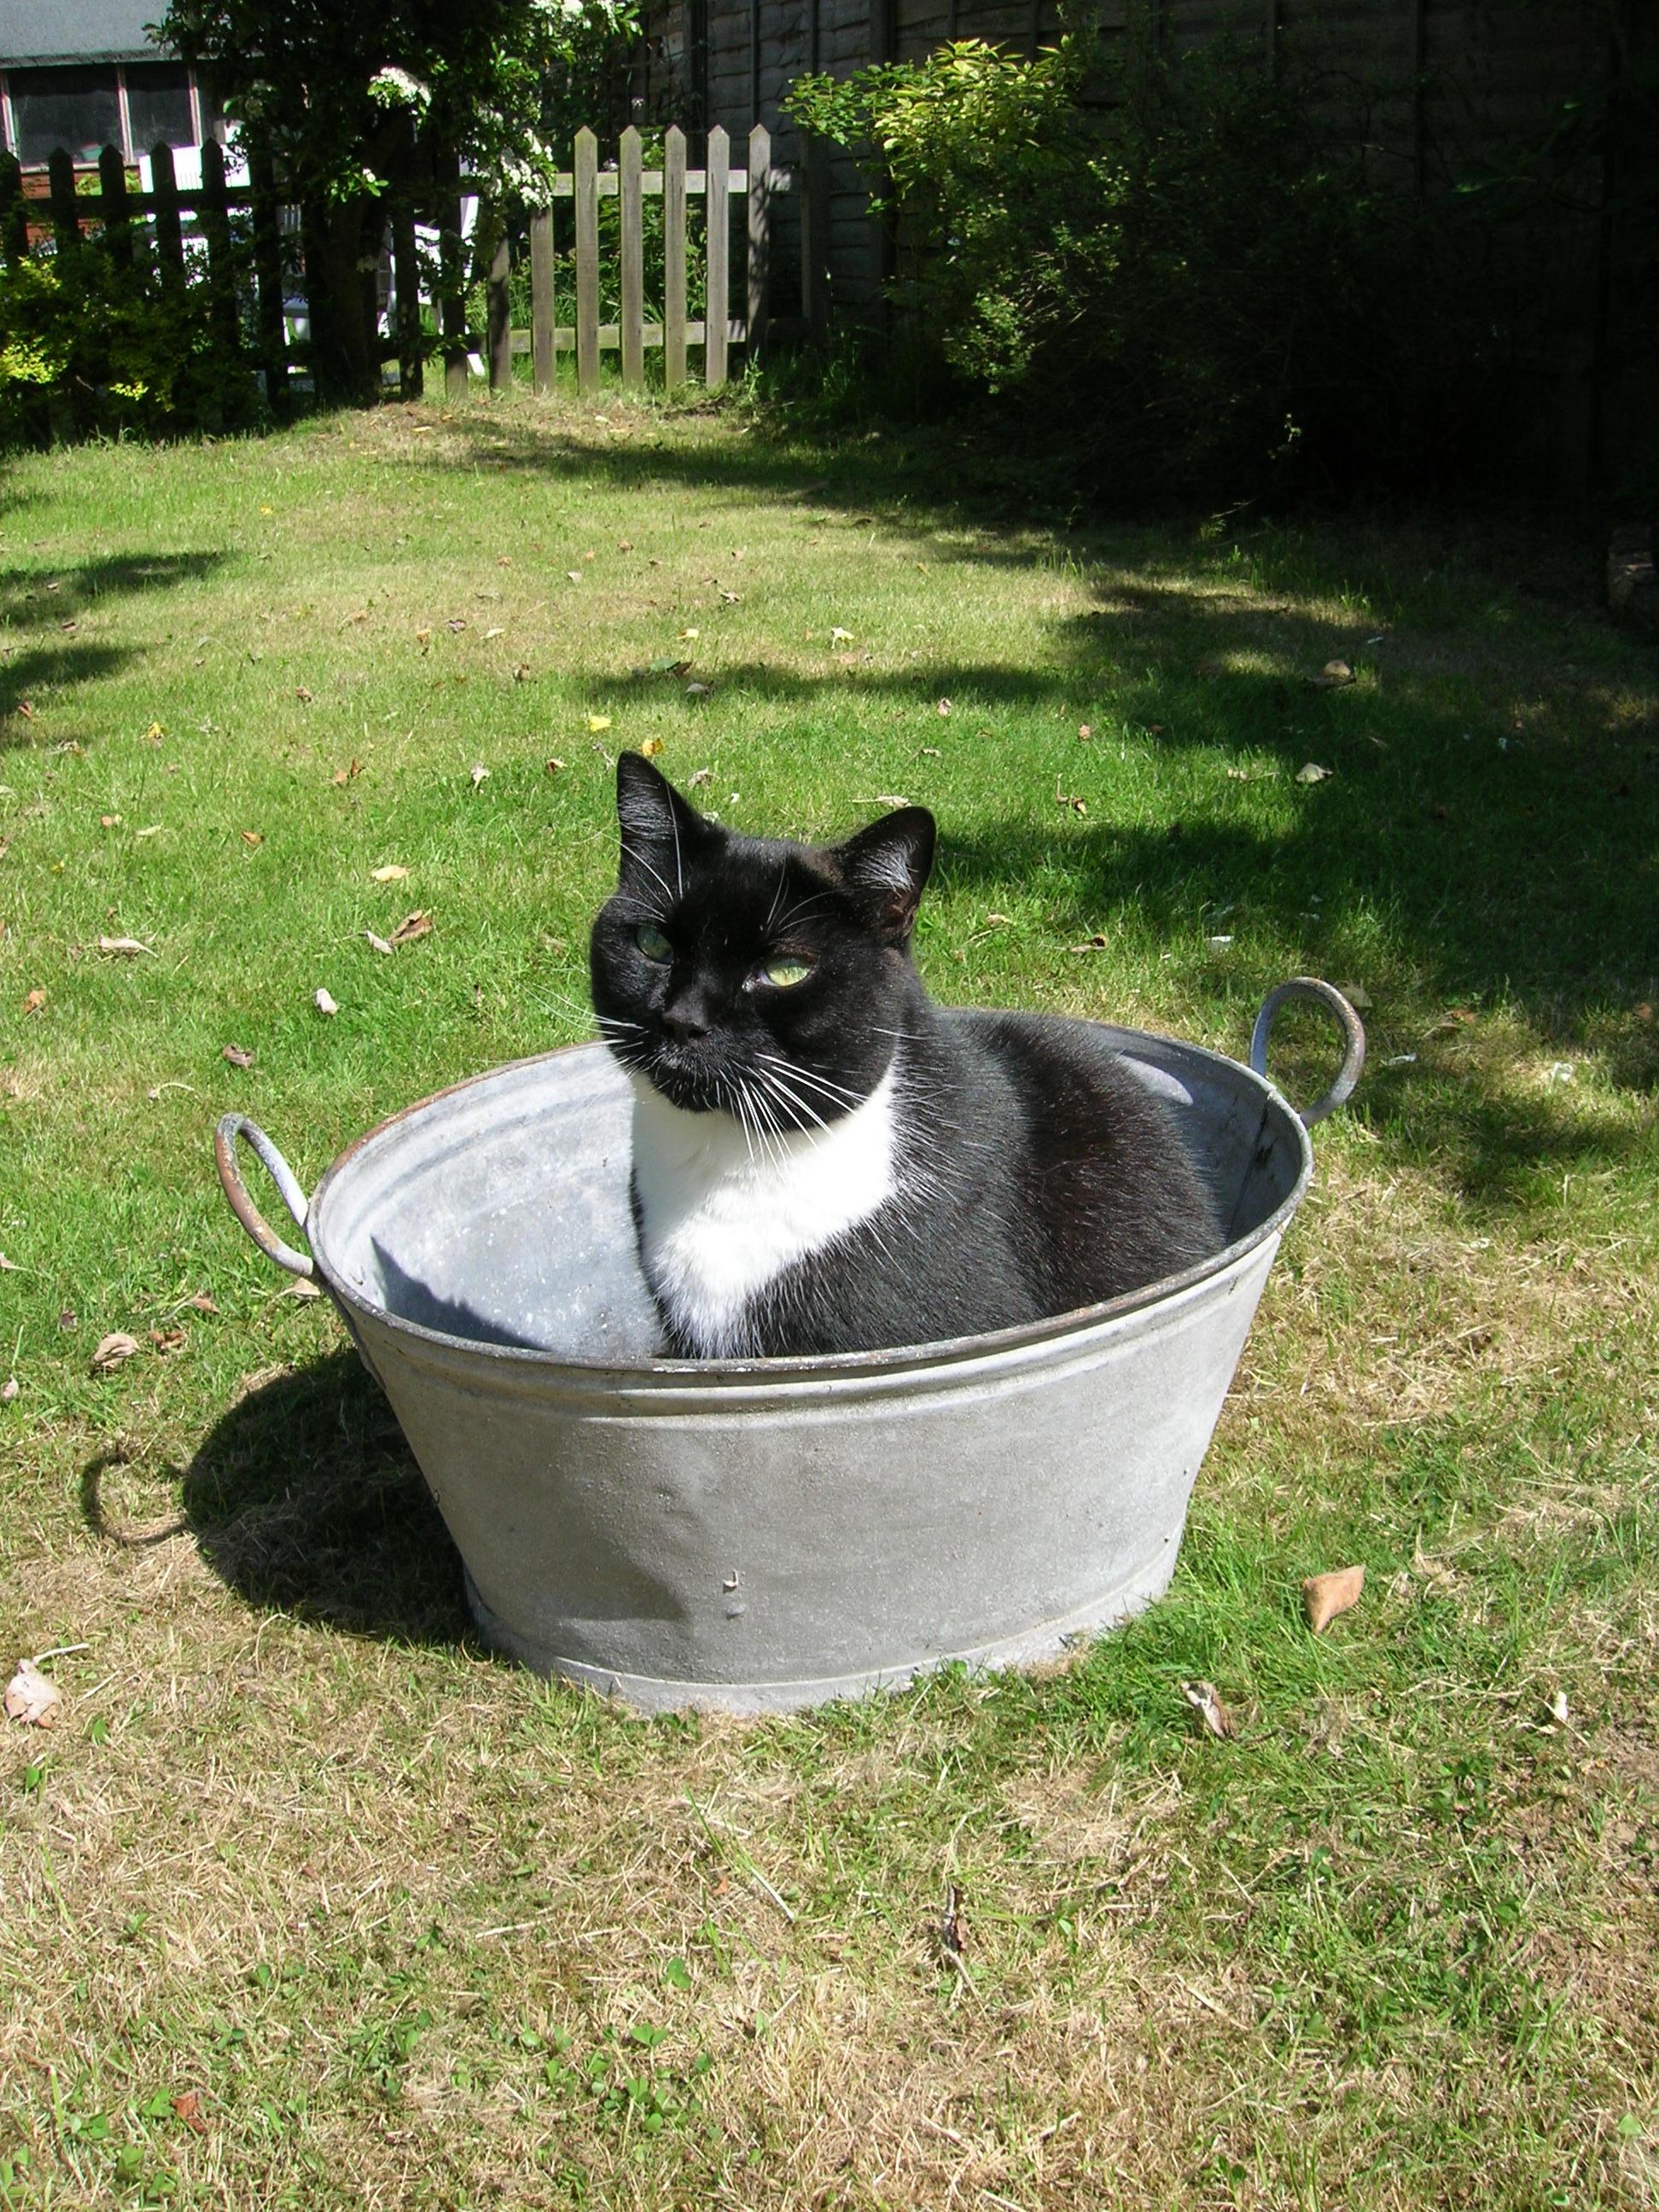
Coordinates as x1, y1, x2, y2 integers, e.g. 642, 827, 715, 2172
368, 67, 432, 113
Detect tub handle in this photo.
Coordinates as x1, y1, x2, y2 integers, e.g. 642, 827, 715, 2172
1250, 978, 1366, 1127
214, 1114, 316, 1278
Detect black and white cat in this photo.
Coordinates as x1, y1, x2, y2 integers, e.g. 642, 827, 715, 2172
589, 753, 1222, 1359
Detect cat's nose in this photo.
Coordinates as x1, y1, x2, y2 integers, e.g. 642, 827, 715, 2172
663, 1001, 710, 1042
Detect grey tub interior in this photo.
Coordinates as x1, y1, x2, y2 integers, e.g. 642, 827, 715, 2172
311, 1029, 1298, 1363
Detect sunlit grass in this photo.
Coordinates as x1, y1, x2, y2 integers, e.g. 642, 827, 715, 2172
1, 393, 1655, 2210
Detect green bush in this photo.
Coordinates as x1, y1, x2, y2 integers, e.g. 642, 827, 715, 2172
0, 236, 263, 443
789, 29, 1527, 501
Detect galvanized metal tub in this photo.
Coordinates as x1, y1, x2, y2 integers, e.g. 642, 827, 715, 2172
215, 979, 1362, 1713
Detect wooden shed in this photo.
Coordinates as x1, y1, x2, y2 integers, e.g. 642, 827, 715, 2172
634, 0, 1653, 497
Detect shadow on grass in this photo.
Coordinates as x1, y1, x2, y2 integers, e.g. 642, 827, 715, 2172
0, 548, 229, 739
162, 1349, 472, 1649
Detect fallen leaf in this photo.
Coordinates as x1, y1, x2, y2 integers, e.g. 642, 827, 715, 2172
617, 538, 634, 552
684, 682, 712, 699
513, 662, 533, 682
102, 812, 123, 828
830, 626, 853, 644
1295, 762, 1333, 784
687, 768, 713, 787
241, 830, 264, 847
484, 626, 505, 640
985, 913, 1013, 928
314, 987, 338, 1016
1068, 934, 1110, 952
149, 1326, 187, 1353
283, 1277, 323, 1302
135, 824, 163, 839
187, 1290, 218, 1314
59, 1308, 77, 1330
679, 627, 700, 642
221, 1044, 254, 1068
97, 936, 153, 958
544, 757, 567, 775
0, 1254, 15, 1271
4, 1659, 61, 1726
1311, 658, 1354, 688
469, 763, 490, 789
1078, 724, 1093, 741
873, 793, 909, 806
415, 628, 431, 648
0, 1377, 16, 1403
719, 590, 742, 604
1055, 780, 1087, 816
171, 2091, 207, 2134
370, 864, 409, 883
640, 737, 666, 759
144, 721, 166, 742
1181, 1679, 1237, 1739
295, 685, 314, 703
331, 760, 362, 785
23, 988, 46, 1015
92, 1331, 141, 1373
936, 698, 952, 717
566, 570, 583, 584
1206, 934, 1235, 949
390, 910, 432, 946
445, 618, 468, 634
587, 714, 613, 733
1303, 1563, 1365, 1633
1336, 981, 1373, 1010
940, 1882, 967, 1962
364, 930, 393, 956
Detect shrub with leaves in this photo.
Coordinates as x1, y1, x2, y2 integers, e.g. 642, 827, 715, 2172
789, 30, 1524, 501
0, 240, 261, 443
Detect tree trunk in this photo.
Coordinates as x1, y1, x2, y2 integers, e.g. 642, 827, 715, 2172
301, 192, 383, 405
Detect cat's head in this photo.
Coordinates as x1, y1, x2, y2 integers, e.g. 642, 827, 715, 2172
590, 753, 936, 1126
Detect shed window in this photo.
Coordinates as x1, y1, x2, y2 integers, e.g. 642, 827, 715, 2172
10, 66, 121, 166
125, 62, 195, 153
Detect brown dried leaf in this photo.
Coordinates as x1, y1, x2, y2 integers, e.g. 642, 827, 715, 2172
97, 935, 154, 958
171, 2091, 207, 2134
187, 1290, 218, 1314
295, 685, 314, 703
370, 864, 409, 883
1, 1377, 16, 1403
313, 987, 338, 1016
940, 1882, 967, 1961
149, 1326, 187, 1353
331, 759, 362, 786
1302, 1563, 1365, 1634
640, 737, 666, 759
1310, 658, 1354, 688
687, 768, 713, 787
20, 988, 44, 1015
364, 930, 393, 956
544, 756, 567, 775
222, 1044, 254, 1068
1078, 724, 1093, 741
936, 697, 952, 717
4, 1659, 61, 1726
1055, 781, 1087, 817
241, 829, 265, 848
283, 1278, 323, 1302
389, 910, 432, 946
92, 1331, 141, 1373
1181, 1679, 1237, 1739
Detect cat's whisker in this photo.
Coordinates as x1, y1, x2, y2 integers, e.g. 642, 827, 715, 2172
754, 1064, 830, 1138
620, 839, 678, 912
755, 1054, 864, 1109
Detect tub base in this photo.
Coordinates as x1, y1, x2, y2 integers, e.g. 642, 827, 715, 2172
463, 1551, 1179, 1714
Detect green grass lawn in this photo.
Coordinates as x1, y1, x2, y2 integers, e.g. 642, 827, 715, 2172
2, 393, 1656, 2211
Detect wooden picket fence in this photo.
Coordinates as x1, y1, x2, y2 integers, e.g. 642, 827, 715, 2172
0, 123, 795, 412
463, 123, 792, 399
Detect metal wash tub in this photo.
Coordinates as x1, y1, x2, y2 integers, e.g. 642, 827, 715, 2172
214, 979, 1363, 1714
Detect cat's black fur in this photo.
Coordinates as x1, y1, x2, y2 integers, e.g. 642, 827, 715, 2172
590, 753, 1224, 1357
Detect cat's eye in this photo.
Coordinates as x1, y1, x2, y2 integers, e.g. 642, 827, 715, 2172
754, 958, 812, 990
635, 923, 672, 963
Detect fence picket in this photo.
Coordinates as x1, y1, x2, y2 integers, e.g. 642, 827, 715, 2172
574, 129, 600, 396
200, 138, 241, 356
48, 149, 79, 256
620, 126, 644, 388
392, 190, 422, 399
747, 125, 771, 364
97, 145, 132, 271
149, 143, 186, 300
663, 126, 688, 390
247, 148, 289, 416
487, 224, 513, 390
0, 154, 23, 264
530, 205, 555, 393
435, 145, 469, 399
706, 125, 730, 391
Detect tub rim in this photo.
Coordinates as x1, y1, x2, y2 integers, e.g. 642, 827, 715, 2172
292, 1019, 1314, 1385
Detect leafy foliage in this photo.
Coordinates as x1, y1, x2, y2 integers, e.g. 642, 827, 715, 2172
156, 0, 642, 206
0, 237, 260, 440
789, 32, 1527, 501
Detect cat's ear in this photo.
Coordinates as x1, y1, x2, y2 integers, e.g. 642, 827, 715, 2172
834, 806, 935, 944
614, 751, 706, 893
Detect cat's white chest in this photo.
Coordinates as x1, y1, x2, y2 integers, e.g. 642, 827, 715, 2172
629, 1068, 898, 1356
